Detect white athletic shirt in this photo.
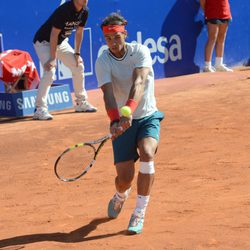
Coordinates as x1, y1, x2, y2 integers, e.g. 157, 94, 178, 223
95, 42, 158, 120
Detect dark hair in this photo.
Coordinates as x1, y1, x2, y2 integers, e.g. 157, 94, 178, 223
101, 12, 128, 29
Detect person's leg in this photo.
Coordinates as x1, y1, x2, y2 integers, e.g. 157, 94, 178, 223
108, 161, 135, 219
57, 40, 97, 112
115, 161, 135, 193
215, 23, 233, 72
137, 137, 158, 209
127, 111, 164, 234
127, 137, 158, 234
108, 120, 139, 219
204, 22, 219, 72
215, 22, 228, 59
33, 41, 55, 120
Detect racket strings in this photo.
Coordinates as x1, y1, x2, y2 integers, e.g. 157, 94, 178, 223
55, 144, 95, 181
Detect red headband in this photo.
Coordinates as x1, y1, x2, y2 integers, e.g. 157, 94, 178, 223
102, 25, 125, 34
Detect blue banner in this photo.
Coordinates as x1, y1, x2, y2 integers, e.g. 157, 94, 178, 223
0, 0, 249, 93
0, 84, 73, 117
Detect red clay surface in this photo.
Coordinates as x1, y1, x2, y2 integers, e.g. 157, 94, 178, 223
1, 69, 250, 250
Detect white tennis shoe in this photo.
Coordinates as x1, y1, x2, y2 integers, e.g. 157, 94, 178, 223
203, 66, 216, 73
215, 64, 233, 72
75, 101, 97, 113
33, 108, 53, 120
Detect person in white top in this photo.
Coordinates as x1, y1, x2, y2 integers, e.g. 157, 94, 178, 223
95, 13, 164, 234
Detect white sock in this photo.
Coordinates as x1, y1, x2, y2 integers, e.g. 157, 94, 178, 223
215, 57, 223, 66
205, 61, 212, 67
134, 195, 150, 216
115, 188, 131, 201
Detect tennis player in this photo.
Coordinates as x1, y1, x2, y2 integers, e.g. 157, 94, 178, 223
95, 13, 164, 234
33, 0, 97, 120
200, 0, 233, 72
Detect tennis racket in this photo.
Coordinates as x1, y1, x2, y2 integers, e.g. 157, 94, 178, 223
54, 134, 111, 182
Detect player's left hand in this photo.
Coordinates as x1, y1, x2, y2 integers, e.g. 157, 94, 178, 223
119, 115, 132, 132
74, 54, 83, 67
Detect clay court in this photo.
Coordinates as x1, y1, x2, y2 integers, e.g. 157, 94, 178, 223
0, 69, 250, 250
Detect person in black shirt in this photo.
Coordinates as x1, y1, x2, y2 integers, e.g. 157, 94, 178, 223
33, 0, 97, 120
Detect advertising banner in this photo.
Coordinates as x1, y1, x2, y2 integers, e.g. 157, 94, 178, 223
0, 0, 249, 93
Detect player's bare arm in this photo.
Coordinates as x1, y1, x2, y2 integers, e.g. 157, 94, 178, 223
44, 27, 61, 71
75, 26, 84, 66
101, 83, 123, 139
129, 67, 150, 102
119, 67, 150, 131
101, 83, 117, 111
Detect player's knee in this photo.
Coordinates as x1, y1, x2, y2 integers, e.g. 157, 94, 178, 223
139, 161, 155, 174
140, 146, 155, 162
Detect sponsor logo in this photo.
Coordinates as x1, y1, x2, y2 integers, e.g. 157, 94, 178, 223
0, 100, 11, 111
98, 31, 182, 64
65, 21, 81, 27
16, 91, 70, 110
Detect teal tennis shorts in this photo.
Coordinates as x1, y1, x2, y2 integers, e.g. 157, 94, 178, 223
112, 111, 164, 164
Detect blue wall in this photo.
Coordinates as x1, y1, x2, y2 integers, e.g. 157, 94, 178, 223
0, 0, 249, 92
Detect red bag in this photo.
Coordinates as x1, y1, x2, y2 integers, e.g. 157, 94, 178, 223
0, 49, 40, 91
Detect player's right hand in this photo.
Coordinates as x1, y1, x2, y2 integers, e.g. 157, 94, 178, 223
119, 115, 132, 132
110, 121, 123, 140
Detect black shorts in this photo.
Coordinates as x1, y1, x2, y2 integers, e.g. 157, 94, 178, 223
205, 18, 231, 25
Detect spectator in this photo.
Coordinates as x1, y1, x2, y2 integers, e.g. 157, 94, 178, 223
33, 0, 97, 120
200, 0, 233, 72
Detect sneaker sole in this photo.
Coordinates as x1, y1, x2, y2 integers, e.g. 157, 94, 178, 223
75, 109, 97, 113
203, 70, 215, 73
33, 117, 53, 120
127, 228, 142, 235
215, 69, 233, 72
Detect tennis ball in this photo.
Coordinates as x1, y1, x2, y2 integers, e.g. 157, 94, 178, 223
120, 106, 131, 117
